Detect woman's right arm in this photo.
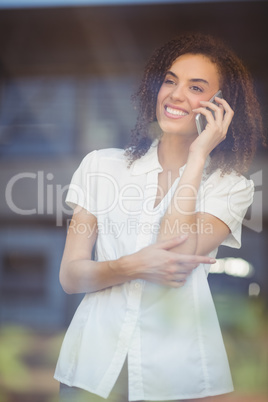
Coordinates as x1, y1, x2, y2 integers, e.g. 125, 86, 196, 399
59, 207, 216, 294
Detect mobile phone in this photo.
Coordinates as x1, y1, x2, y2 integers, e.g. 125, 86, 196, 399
195, 90, 223, 135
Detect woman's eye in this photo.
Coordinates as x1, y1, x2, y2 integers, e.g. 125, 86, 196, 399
164, 79, 175, 85
191, 86, 203, 92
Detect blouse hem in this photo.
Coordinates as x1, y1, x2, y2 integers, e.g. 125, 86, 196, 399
54, 375, 234, 401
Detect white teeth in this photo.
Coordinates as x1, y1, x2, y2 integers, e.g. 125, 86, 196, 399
166, 106, 188, 116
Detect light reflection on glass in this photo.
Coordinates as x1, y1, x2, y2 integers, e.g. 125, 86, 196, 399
210, 257, 254, 278
248, 282, 261, 297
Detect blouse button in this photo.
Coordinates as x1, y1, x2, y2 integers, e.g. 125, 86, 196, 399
134, 282, 141, 289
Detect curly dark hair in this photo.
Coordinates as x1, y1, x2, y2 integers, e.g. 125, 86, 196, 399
125, 33, 264, 175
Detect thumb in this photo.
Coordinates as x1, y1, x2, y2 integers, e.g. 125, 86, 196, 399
157, 235, 188, 250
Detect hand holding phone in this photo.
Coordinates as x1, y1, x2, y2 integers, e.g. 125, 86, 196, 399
195, 90, 223, 135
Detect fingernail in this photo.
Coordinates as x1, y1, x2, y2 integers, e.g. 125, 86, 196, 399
179, 234, 188, 239
209, 258, 216, 263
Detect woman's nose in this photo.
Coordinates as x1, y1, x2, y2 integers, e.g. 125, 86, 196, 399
170, 85, 185, 101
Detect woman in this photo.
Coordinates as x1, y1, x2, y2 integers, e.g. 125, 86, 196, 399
54, 33, 263, 402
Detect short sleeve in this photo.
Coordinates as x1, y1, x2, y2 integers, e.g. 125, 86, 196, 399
65, 150, 98, 216
198, 171, 254, 249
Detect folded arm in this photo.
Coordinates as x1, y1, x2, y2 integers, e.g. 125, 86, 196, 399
59, 207, 216, 294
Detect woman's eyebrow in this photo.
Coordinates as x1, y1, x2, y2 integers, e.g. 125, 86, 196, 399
165, 72, 210, 87
189, 78, 209, 86
166, 71, 177, 78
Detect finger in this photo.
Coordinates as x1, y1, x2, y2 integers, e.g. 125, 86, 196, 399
171, 252, 216, 265
200, 100, 224, 119
206, 101, 225, 124
165, 279, 186, 288
157, 235, 188, 251
177, 262, 199, 270
173, 272, 190, 282
150, 274, 186, 288
199, 100, 221, 111
168, 262, 194, 273
214, 97, 234, 128
166, 266, 189, 278
215, 97, 233, 113
197, 98, 228, 126
193, 106, 218, 126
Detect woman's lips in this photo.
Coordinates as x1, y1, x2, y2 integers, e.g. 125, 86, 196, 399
164, 104, 189, 118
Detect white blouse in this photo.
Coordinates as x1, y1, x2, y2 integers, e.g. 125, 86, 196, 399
54, 140, 254, 401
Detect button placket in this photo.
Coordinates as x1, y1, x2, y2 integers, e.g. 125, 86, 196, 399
125, 169, 160, 400
128, 321, 144, 401
134, 170, 160, 252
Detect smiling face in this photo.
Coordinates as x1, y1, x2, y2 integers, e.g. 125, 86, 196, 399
156, 53, 221, 139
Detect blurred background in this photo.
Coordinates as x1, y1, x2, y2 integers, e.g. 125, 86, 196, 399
0, 0, 267, 401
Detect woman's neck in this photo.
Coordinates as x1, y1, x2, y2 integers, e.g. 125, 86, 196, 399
157, 133, 196, 171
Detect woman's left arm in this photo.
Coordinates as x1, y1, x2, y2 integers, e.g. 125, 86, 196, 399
158, 97, 234, 255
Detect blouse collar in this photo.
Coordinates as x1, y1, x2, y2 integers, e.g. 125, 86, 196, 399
131, 139, 163, 176
130, 138, 210, 177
